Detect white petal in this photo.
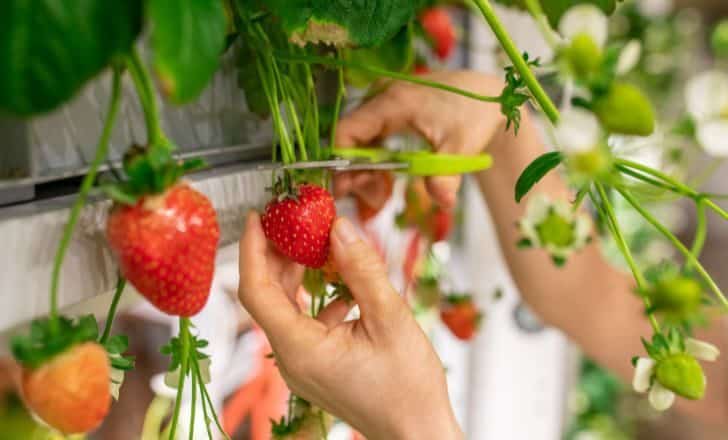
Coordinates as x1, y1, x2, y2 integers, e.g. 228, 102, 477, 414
558, 5, 609, 48
164, 366, 181, 389
685, 70, 728, 121
633, 357, 656, 393
110, 367, 125, 401
616, 40, 642, 75
555, 108, 601, 153
648, 382, 676, 411
525, 194, 552, 223
637, 0, 674, 18
573, 215, 592, 246
697, 120, 728, 157
686, 338, 720, 362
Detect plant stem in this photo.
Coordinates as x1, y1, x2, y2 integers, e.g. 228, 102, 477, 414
615, 164, 684, 195
189, 362, 198, 440
593, 184, 660, 333
615, 159, 696, 197
99, 276, 126, 344
48, 68, 123, 332
195, 360, 229, 439
275, 52, 501, 104
330, 58, 346, 150
704, 199, 728, 222
616, 187, 728, 310
128, 49, 163, 146
168, 317, 191, 440
471, 0, 560, 123
690, 200, 707, 266
198, 375, 214, 440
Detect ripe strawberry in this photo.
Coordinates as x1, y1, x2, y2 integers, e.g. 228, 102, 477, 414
21, 342, 111, 434
440, 295, 482, 341
107, 183, 220, 316
262, 183, 336, 268
420, 8, 457, 61
431, 208, 453, 242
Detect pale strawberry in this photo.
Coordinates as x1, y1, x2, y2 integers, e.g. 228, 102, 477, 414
21, 342, 111, 435
107, 183, 220, 316
262, 183, 336, 269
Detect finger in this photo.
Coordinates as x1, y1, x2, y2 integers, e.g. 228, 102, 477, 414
315, 298, 353, 329
238, 212, 314, 341
330, 218, 399, 322
335, 90, 416, 147
425, 175, 461, 209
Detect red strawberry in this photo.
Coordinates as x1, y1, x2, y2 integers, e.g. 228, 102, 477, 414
420, 8, 457, 61
21, 342, 111, 434
414, 64, 431, 75
440, 295, 482, 341
262, 183, 336, 268
430, 208, 453, 242
107, 183, 220, 316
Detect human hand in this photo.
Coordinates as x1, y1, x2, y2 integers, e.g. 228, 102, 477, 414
238, 213, 463, 440
334, 70, 506, 210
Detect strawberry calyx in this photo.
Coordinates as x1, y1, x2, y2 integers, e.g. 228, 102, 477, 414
443, 293, 474, 307
103, 142, 206, 206
11, 315, 99, 370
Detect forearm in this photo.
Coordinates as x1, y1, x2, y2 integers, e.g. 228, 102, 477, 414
473, 109, 728, 424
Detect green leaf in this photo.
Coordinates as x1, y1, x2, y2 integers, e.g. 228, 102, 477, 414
149, 0, 227, 103
494, 0, 618, 27
515, 152, 564, 203
0, 0, 143, 116
344, 24, 414, 87
254, 0, 425, 47
104, 335, 129, 354
12, 315, 100, 369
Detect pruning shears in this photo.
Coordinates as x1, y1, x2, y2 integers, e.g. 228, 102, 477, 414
259, 147, 493, 176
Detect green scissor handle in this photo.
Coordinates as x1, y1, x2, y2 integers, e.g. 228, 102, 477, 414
331, 147, 493, 176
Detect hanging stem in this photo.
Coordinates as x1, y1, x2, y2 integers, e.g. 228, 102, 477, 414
99, 275, 126, 344
127, 49, 163, 146
690, 200, 707, 266
194, 360, 229, 439
471, 0, 560, 123
330, 54, 346, 150
616, 187, 728, 310
48, 68, 123, 333
275, 52, 501, 104
593, 184, 661, 334
189, 363, 198, 440
168, 317, 191, 440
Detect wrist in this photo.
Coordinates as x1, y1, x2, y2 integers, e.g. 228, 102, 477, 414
388, 408, 463, 440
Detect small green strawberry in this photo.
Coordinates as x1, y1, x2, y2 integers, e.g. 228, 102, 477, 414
655, 353, 706, 400
592, 82, 655, 136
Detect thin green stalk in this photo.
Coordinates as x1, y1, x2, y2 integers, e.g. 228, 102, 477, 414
330, 56, 346, 150
195, 360, 229, 439
168, 318, 191, 440
572, 186, 589, 212
704, 199, 728, 222
471, 0, 560, 123
198, 375, 214, 440
593, 184, 661, 333
522, 0, 560, 48
615, 164, 685, 195
615, 159, 697, 197
128, 50, 163, 146
99, 276, 126, 344
616, 187, 728, 310
189, 363, 198, 440
49, 68, 123, 332
275, 52, 501, 104
690, 200, 707, 265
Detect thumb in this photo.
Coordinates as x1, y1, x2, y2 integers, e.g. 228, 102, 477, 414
330, 218, 400, 323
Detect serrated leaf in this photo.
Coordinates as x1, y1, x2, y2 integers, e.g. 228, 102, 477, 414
515, 152, 564, 203
0, 0, 143, 116
149, 0, 227, 103
104, 335, 129, 354
255, 0, 425, 47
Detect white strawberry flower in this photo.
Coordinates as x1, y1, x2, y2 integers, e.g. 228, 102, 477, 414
616, 40, 643, 75
517, 194, 592, 266
684, 70, 728, 157
559, 4, 609, 48
555, 108, 602, 153
632, 338, 720, 411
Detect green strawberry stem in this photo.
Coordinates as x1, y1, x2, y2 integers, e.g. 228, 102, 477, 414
330, 57, 346, 150
128, 49, 164, 148
189, 363, 198, 440
275, 52, 501, 104
168, 317, 190, 440
616, 187, 728, 310
691, 201, 708, 266
615, 164, 687, 196
592, 183, 661, 334
99, 275, 126, 344
471, 0, 560, 123
48, 68, 124, 333
194, 359, 228, 439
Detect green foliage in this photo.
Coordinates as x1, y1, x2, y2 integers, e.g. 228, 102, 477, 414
494, 0, 618, 27
500, 53, 540, 133
104, 334, 135, 371
711, 20, 728, 58
655, 353, 706, 400
149, 0, 228, 103
11, 315, 99, 369
246, 0, 425, 47
344, 24, 415, 87
0, 0, 142, 116
515, 151, 564, 202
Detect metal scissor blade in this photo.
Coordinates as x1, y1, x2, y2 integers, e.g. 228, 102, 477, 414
258, 159, 409, 173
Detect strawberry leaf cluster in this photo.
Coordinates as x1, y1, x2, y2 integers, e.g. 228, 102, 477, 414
500, 53, 541, 134
104, 335, 135, 371
11, 315, 99, 369
160, 334, 210, 373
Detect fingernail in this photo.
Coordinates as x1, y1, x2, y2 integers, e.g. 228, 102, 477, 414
333, 218, 359, 245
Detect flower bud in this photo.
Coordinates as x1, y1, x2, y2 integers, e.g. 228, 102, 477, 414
565, 34, 603, 78
655, 353, 706, 400
650, 275, 702, 314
